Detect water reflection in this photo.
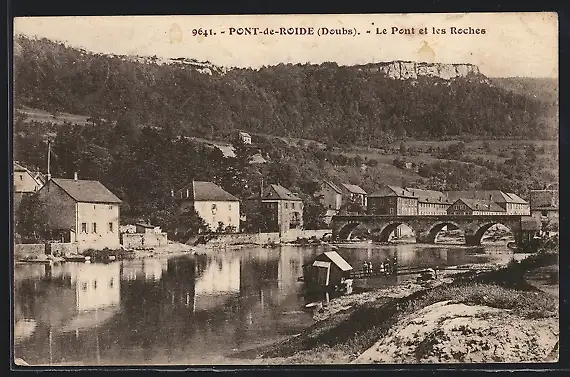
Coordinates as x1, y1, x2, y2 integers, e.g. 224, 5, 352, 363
14, 243, 515, 365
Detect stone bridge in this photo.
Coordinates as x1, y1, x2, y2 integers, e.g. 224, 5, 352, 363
331, 215, 534, 246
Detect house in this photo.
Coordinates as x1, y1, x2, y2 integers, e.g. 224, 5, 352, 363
135, 222, 162, 234
444, 190, 530, 215
174, 181, 240, 232
529, 189, 559, 231
404, 187, 452, 215
37, 175, 122, 251
447, 198, 506, 216
244, 184, 303, 234
367, 185, 418, 215
248, 153, 267, 164
317, 180, 343, 210
302, 251, 353, 287
13, 162, 44, 210
340, 183, 368, 211
238, 131, 252, 145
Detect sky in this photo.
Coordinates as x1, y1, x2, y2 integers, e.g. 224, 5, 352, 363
14, 13, 558, 78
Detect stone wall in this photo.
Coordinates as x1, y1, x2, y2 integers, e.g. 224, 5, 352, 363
205, 229, 330, 246
14, 243, 45, 259
48, 243, 78, 256
121, 232, 169, 249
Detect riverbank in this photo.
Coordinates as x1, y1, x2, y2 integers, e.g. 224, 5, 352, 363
230, 250, 559, 364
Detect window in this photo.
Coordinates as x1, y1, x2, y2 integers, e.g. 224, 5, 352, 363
228, 204, 232, 211
108, 222, 114, 232
110, 278, 114, 288
542, 211, 548, 217
81, 223, 87, 233
389, 208, 394, 215
93, 205, 96, 209
285, 203, 288, 209
212, 204, 217, 211
20, 175, 23, 181
92, 223, 97, 233
292, 202, 295, 210
108, 205, 113, 209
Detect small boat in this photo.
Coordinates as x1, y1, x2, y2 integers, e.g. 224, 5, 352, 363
63, 254, 91, 262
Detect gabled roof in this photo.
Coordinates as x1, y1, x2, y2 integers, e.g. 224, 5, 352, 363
369, 185, 416, 198
49, 178, 122, 204
530, 190, 559, 209
445, 190, 527, 204
175, 181, 239, 202
261, 184, 302, 201
452, 198, 505, 212
14, 162, 27, 172
322, 180, 342, 194
323, 251, 353, 271
405, 187, 453, 204
238, 131, 251, 138
341, 183, 367, 195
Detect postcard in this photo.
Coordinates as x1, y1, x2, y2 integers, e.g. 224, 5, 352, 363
12, 13, 559, 367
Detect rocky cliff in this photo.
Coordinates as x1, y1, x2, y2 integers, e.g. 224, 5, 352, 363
356, 61, 484, 80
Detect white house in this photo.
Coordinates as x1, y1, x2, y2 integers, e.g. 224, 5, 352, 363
174, 180, 240, 232
37, 175, 122, 251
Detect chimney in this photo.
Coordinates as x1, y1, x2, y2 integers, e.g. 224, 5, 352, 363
74, 172, 78, 180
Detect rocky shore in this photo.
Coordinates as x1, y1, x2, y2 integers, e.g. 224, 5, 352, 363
230, 251, 559, 365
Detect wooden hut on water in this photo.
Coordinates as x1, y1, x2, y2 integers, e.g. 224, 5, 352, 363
302, 251, 353, 291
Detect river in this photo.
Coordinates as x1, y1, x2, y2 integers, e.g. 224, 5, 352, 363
13, 242, 520, 365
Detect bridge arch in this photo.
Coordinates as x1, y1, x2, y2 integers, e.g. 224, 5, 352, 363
424, 221, 463, 244
336, 222, 362, 240
466, 221, 515, 246
373, 221, 416, 243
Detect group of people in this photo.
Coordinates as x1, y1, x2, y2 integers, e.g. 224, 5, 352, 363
362, 257, 396, 275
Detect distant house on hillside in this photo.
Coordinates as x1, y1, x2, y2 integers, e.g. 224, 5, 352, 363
447, 198, 506, 216
367, 185, 418, 216
174, 180, 240, 232
244, 184, 303, 234
37, 175, 122, 251
445, 190, 529, 215
238, 132, 252, 145
404, 187, 452, 215
13, 162, 44, 210
529, 189, 559, 231
340, 183, 368, 210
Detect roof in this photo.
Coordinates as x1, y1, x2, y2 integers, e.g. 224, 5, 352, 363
323, 181, 342, 194
323, 251, 353, 271
249, 154, 267, 164
238, 132, 251, 138
14, 162, 27, 172
135, 223, 156, 228
530, 190, 559, 209
445, 190, 527, 204
260, 184, 302, 201
405, 187, 453, 204
341, 183, 367, 195
369, 185, 416, 199
175, 181, 239, 202
313, 261, 331, 268
49, 178, 122, 204
452, 198, 505, 212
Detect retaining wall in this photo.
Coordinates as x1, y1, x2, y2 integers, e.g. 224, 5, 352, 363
206, 229, 330, 246
121, 232, 168, 249
48, 243, 78, 256
14, 244, 46, 259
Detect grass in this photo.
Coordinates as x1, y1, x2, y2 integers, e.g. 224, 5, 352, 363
232, 250, 559, 362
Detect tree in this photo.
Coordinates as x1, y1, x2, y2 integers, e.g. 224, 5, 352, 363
172, 209, 210, 241
15, 194, 48, 243
302, 195, 328, 230
340, 196, 366, 215
399, 142, 407, 156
